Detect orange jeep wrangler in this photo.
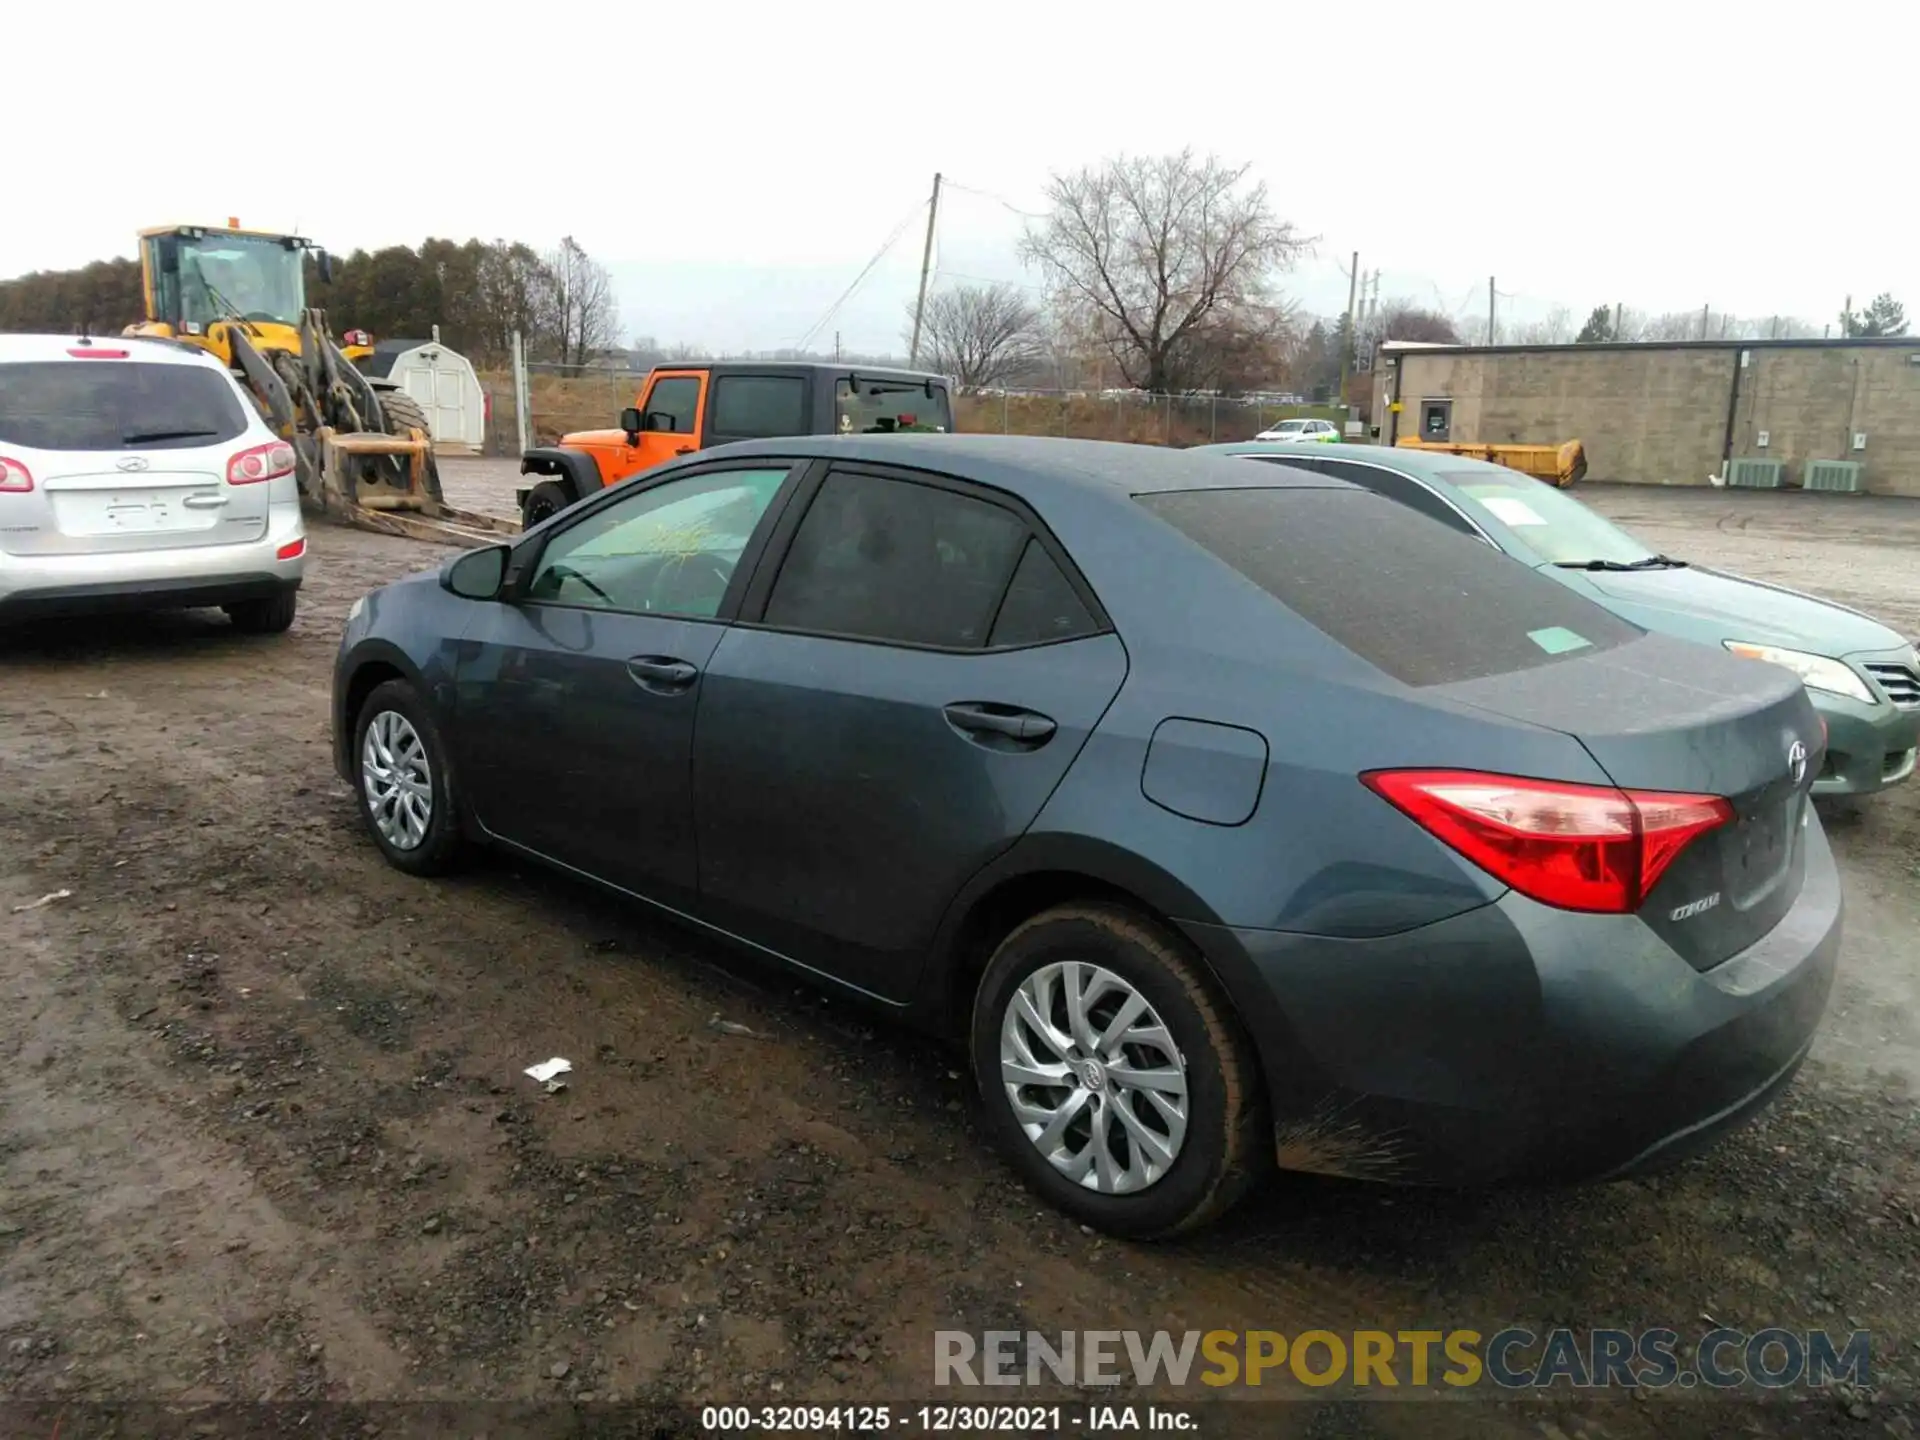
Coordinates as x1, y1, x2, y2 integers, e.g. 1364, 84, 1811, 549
515, 361, 954, 528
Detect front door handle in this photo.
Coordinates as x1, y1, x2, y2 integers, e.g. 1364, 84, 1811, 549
942, 702, 1057, 744
674, 446, 694, 456
627, 655, 699, 692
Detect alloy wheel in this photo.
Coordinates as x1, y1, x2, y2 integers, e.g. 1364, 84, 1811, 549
361, 709, 433, 851
999, 960, 1189, 1193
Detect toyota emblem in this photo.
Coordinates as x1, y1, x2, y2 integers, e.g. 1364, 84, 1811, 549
116, 456, 150, 472
1787, 738, 1808, 786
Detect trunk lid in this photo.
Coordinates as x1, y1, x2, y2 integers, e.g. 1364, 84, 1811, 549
1433, 631, 1823, 971
21, 456, 270, 556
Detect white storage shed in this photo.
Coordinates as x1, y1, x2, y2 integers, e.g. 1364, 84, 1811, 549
360, 331, 488, 449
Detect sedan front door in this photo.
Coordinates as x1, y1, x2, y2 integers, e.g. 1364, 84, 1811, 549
692, 464, 1127, 1001
451, 462, 800, 906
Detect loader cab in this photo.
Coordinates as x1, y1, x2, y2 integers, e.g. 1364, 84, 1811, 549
136, 225, 319, 368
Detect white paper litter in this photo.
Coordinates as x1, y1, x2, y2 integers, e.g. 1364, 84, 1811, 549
524, 1057, 572, 1083
11, 889, 73, 914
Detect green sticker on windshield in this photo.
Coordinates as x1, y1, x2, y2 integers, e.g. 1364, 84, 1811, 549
1528, 626, 1591, 655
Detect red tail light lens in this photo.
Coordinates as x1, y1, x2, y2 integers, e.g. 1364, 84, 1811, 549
227, 441, 297, 485
276, 537, 306, 561
1361, 769, 1733, 914
0, 456, 32, 492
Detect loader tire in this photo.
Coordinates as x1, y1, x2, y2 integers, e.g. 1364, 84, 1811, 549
378, 389, 446, 505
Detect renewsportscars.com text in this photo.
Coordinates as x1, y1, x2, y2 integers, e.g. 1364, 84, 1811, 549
934, 1327, 1871, 1391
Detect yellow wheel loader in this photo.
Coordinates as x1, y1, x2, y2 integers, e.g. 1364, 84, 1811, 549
125, 222, 518, 546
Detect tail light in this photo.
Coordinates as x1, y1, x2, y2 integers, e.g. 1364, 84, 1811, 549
68, 347, 131, 359
276, 537, 307, 561
1361, 769, 1733, 914
0, 456, 33, 492
228, 441, 297, 485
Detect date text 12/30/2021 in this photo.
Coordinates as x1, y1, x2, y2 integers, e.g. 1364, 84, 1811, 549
701, 1405, 1197, 1431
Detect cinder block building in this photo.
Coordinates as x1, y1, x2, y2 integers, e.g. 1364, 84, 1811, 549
1372, 338, 1920, 496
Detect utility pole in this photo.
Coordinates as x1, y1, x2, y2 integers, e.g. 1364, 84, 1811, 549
1700, 303, 1710, 340
1613, 301, 1623, 340
1487, 277, 1496, 346
1841, 293, 1851, 338
834, 331, 841, 362
1340, 250, 1360, 404
907, 172, 943, 367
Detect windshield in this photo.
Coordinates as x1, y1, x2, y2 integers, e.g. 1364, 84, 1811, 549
1269, 420, 1308, 433
173, 233, 306, 327
835, 378, 951, 434
1442, 470, 1658, 567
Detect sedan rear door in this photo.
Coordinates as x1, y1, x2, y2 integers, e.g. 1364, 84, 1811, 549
691, 463, 1126, 1002
0, 353, 273, 556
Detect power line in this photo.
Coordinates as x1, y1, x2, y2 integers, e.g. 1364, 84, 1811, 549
791, 199, 930, 352
940, 178, 1044, 220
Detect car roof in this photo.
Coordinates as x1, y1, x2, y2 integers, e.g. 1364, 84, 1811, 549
701, 434, 1348, 501
0, 333, 229, 367
1192, 440, 1524, 483
661, 360, 949, 385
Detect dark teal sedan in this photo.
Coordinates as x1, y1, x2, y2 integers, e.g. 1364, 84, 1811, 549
1194, 441, 1920, 797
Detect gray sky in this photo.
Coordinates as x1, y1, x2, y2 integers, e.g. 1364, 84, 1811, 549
10, 0, 1912, 354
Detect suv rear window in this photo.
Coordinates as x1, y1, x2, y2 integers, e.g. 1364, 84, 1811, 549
1138, 487, 1642, 686
0, 360, 250, 452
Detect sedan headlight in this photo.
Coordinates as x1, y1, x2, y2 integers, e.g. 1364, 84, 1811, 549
1724, 641, 1875, 704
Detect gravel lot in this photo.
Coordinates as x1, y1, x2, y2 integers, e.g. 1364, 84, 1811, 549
2, 464, 1916, 1438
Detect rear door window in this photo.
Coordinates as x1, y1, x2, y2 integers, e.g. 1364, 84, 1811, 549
0, 360, 249, 451
710, 376, 810, 440
763, 470, 1057, 648
1138, 487, 1641, 686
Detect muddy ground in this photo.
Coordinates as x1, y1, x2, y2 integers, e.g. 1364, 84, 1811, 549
2, 469, 1918, 1439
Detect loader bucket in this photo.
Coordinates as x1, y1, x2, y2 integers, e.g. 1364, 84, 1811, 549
316, 426, 522, 547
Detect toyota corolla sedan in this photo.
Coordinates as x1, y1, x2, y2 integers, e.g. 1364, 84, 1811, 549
333, 435, 1839, 1238
1195, 440, 1920, 796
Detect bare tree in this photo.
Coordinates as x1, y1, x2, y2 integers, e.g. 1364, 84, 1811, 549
540, 236, 622, 372
1507, 305, 1575, 346
1359, 298, 1460, 357
1020, 150, 1310, 393
909, 282, 1043, 390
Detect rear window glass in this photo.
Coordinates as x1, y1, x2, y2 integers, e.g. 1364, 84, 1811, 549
0, 360, 249, 451
1138, 487, 1642, 686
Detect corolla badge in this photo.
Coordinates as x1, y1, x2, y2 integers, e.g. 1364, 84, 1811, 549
1787, 738, 1808, 787
116, 456, 150, 472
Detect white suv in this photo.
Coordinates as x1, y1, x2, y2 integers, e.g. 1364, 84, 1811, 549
0, 333, 307, 631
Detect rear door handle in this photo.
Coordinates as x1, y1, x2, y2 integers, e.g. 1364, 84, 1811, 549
942, 702, 1057, 744
627, 655, 699, 692
183, 494, 229, 509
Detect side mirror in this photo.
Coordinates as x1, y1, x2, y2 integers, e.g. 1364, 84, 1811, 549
444, 544, 509, 600
645, 411, 677, 434
620, 406, 642, 443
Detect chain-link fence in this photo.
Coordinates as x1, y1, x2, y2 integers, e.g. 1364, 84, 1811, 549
474, 351, 1352, 458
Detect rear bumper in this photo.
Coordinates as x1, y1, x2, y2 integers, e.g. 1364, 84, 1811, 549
1813, 691, 1919, 796
0, 505, 306, 621
1182, 814, 1843, 1188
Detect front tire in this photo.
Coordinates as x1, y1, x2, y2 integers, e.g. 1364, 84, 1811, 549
352, 679, 467, 876
521, 479, 573, 529
970, 904, 1267, 1239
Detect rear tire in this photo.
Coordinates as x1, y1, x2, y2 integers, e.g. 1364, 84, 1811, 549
352, 678, 467, 876
225, 590, 297, 635
970, 903, 1267, 1239
521, 480, 574, 528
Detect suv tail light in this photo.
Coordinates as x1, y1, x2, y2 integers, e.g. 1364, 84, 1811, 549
0, 457, 32, 492
1361, 769, 1733, 914
228, 441, 297, 485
